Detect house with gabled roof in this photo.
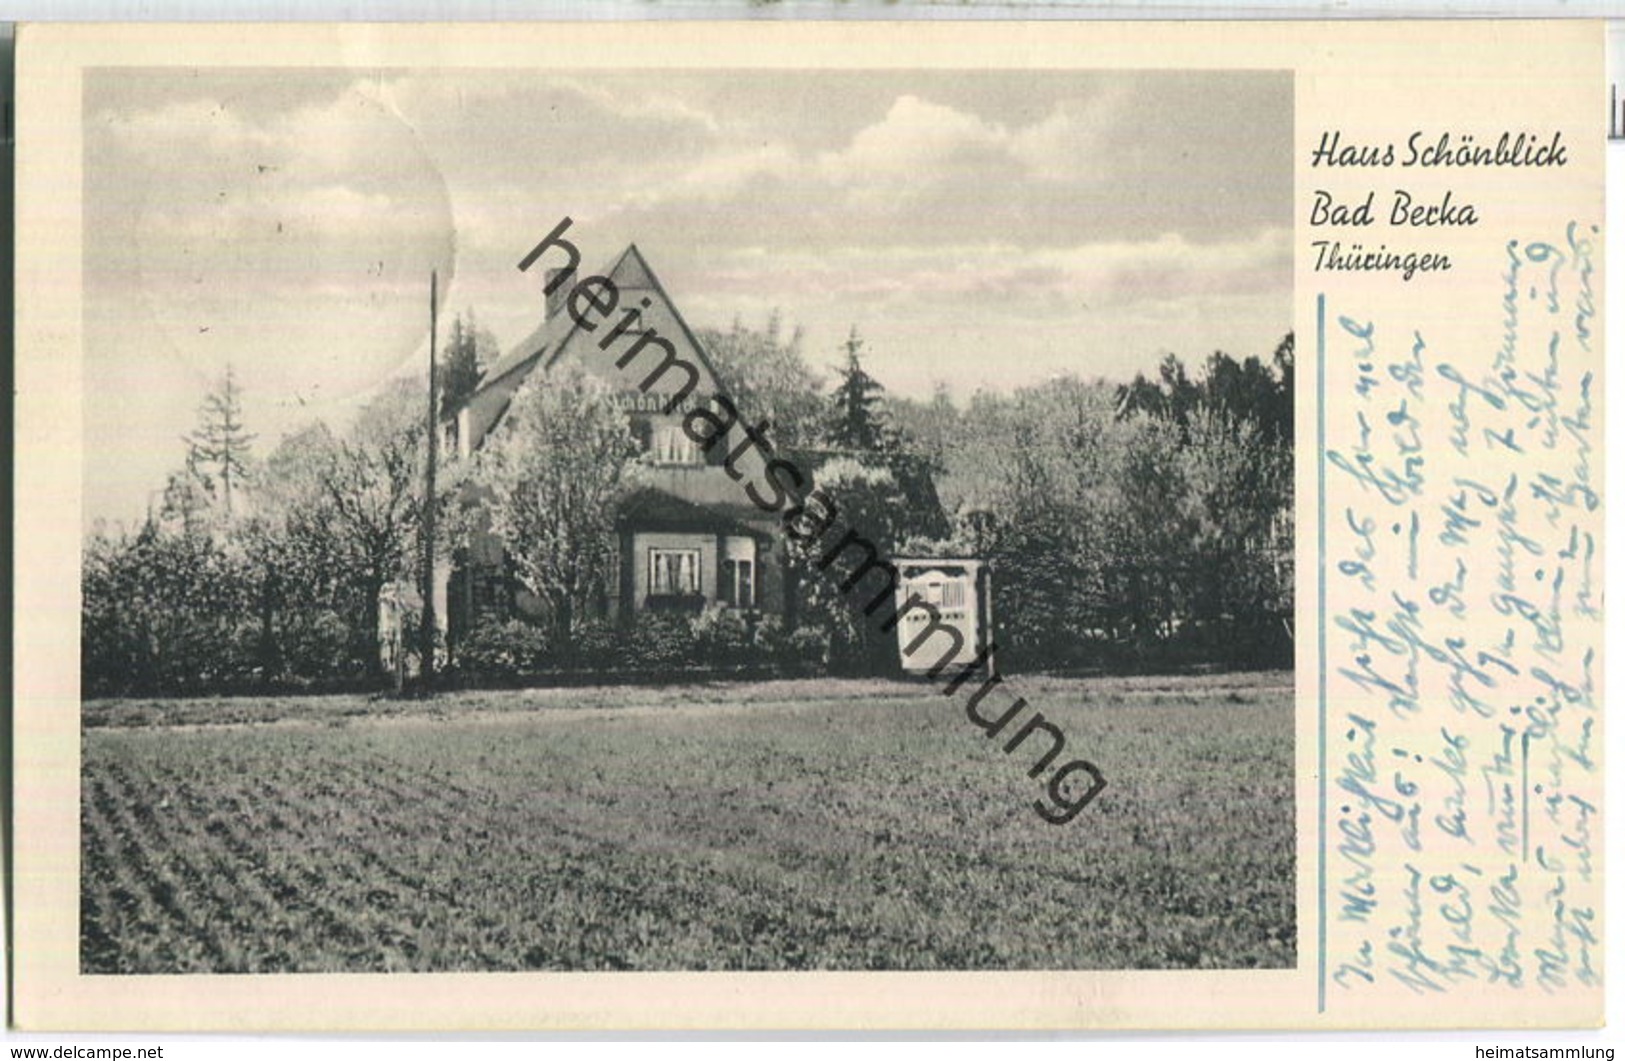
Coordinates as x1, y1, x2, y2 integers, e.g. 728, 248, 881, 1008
439, 243, 795, 647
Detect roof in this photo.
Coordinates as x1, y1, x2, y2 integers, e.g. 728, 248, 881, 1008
448, 243, 731, 440
615, 486, 778, 539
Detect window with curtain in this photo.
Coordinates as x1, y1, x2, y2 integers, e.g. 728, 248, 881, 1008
649, 423, 701, 465
649, 549, 702, 596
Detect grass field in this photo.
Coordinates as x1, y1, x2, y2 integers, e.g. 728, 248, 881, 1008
80, 672, 1295, 973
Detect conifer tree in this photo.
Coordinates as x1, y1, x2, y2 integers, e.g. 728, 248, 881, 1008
184, 365, 256, 518
439, 309, 497, 416
826, 326, 891, 452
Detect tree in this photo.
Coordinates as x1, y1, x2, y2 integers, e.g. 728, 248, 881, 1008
1101, 412, 1200, 650
440, 309, 499, 416
1177, 406, 1293, 664
291, 379, 460, 676
1116, 352, 1201, 435
158, 457, 216, 538
472, 365, 640, 646
826, 327, 894, 452
784, 456, 913, 673
184, 365, 256, 518
83, 371, 483, 693
944, 378, 1125, 667
1115, 335, 1294, 445
886, 382, 960, 475
236, 423, 365, 684
81, 520, 258, 695
84, 370, 273, 693
1270, 331, 1295, 446
1202, 349, 1289, 444
697, 311, 825, 448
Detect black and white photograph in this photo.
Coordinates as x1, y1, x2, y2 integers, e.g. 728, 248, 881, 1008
77, 65, 1296, 975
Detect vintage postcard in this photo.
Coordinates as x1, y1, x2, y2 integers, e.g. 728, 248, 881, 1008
10, 20, 1604, 1031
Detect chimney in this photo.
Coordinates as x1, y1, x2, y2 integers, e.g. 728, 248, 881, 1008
545, 267, 569, 321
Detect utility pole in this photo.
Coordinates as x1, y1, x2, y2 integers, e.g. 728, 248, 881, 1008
420, 270, 439, 689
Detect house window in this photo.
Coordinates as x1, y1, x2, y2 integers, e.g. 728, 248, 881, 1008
649, 549, 701, 596
649, 423, 701, 465
721, 558, 755, 608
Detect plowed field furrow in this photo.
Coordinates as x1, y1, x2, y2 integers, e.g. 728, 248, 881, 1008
80, 678, 1295, 972
325, 756, 495, 821
202, 786, 405, 970
226, 767, 515, 971
134, 775, 310, 971
330, 755, 485, 803
84, 760, 233, 971
80, 772, 140, 971
104, 759, 257, 970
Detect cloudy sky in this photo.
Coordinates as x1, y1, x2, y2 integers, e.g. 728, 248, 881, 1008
84, 67, 1290, 529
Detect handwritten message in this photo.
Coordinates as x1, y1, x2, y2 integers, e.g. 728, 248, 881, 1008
1321, 220, 1600, 1003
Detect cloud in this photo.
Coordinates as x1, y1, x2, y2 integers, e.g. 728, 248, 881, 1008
674, 143, 798, 199
94, 96, 274, 174
99, 87, 428, 184
601, 88, 1158, 243
89, 82, 456, 407
545, 76, 723, 135
89, 74, 1287, 348
1025, 227, 1294, 305
811, 91, 1127, 192
361, 72, 726, 147
817, 95, 1006, 183
353, 72, 729, 196
1007, 90, 1125, 181
683, 227, 1290, 317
